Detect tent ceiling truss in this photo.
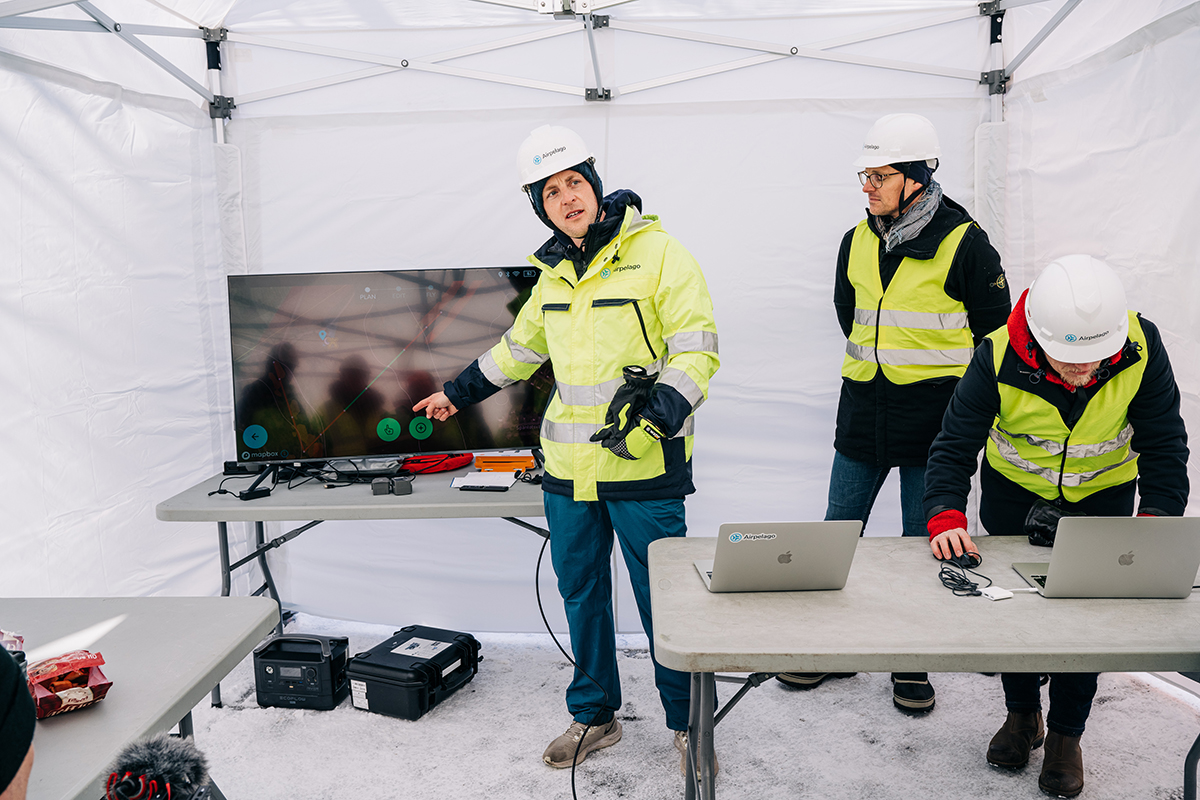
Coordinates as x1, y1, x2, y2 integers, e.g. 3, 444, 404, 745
0, 0, 1082, 117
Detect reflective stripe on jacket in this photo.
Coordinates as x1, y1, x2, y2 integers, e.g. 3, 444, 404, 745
841, 220, 975, 384
984, 312, 1146, 502
482, 205, 719, 502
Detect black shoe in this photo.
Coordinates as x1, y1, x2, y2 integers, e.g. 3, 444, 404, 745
776, 672, 856, 689
891, 673, 935, 714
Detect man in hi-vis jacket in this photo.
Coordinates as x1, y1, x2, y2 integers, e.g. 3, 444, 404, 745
415, 125, 719, 775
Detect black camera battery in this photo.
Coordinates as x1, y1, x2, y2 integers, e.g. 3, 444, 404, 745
253, 634, 350, 710
347, 625, 480, 721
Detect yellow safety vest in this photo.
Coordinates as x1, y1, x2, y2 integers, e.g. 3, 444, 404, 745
984, 312, 1145, 502
478, 205, 720, 502
841, 220, 975, 384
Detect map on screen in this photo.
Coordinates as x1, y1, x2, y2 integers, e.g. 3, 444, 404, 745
227, 267, 552, 464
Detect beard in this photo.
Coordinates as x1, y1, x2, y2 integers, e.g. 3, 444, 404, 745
1056, 367, 1098, 387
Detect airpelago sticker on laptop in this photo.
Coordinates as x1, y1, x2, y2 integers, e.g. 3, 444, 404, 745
728, 531, 777, 542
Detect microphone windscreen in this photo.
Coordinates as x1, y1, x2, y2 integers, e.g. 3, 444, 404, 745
106, 733, 210, 800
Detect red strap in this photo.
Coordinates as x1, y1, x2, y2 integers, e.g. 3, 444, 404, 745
927, 509, 968, 540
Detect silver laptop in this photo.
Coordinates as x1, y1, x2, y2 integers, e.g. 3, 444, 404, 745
694, 521, 862, 593
1012, 516, 1200, 598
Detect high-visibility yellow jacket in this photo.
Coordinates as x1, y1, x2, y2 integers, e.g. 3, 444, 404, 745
984, 312, 1146, 502
841, 220, 975, 385
476, 203, 719, 502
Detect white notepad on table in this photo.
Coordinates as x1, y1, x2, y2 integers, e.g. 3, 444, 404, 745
450, 472, 515, 491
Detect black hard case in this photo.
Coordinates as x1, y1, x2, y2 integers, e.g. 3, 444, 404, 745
253, 634, 350, 710
346, 625, 480, 721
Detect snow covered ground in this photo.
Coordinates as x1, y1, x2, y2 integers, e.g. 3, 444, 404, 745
188, 613, 1200, 799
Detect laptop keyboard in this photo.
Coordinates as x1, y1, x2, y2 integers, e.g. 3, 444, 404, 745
1031, 574, 1047, 588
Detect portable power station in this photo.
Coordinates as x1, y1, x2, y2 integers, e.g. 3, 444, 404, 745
253, 634, 350, 710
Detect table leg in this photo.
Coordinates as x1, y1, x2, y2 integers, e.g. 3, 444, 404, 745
254, 521, 284, 637
685, 672, 717, 800
212, 523, 231, 708
180, 711, 228, 800
1185, 727, 1200, 800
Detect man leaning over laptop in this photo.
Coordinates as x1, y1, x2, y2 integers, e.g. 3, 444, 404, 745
922, 255, 1189, 798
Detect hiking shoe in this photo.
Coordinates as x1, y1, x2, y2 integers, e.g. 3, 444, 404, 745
986, 711, 1045, 769
776, 672, 856, 689
674, 730, 719, 776
542, 718, 622, 769
891, 673, 935, 714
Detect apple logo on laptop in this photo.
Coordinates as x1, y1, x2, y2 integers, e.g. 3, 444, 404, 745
1118, 551, 1135, 566
778, 551, 792, 564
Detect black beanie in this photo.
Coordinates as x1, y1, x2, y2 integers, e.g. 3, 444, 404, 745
0, 649, 35, 794
893, 160, 935, 188
527, 160, 604, 232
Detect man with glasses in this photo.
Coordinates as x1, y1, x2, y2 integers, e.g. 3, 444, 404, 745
778, 113, 1010, 713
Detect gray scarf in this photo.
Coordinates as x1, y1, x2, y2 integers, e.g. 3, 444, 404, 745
878, 179, 943, 253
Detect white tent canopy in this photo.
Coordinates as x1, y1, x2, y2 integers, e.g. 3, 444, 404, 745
2, 0, 1197, 632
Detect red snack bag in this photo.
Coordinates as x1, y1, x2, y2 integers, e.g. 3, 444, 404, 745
26, 650, 112, 719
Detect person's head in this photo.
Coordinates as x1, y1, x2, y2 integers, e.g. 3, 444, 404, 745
517, 125, 603, 241
267, 343, 298, 382
854, 113, 940, 218
1025, 255, 1128, 386
0, 648, 35, 800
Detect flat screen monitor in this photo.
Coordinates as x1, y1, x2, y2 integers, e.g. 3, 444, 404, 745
227, 267, 552, 465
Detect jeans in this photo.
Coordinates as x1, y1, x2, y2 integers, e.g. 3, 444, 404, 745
1001, 672, 1099, 737
544, 492, 692, 731
825, 451, 927, 537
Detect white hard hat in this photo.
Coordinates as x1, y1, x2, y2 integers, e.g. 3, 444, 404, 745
854, 113, 941, 169
1025, 255, 1128, 363
517, 125, 594, 193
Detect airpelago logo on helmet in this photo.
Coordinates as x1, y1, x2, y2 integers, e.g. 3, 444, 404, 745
1076, 331, 1110, 342
729, 532, 777, 543
536, 146, 566, 166
864, 144, 880, 150
1064, 334, 1078, 342
600, 267, 611, 279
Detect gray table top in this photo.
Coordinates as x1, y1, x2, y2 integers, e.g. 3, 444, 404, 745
649, 536, 1200, 675
155, 468, 547, 523
4, 596, 278, 800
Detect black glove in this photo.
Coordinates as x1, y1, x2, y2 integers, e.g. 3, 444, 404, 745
590, 366, 658, 459
1023, 499, 1083, 547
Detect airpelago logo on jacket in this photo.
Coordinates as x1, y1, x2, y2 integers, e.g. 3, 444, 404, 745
601, 264, 642, 279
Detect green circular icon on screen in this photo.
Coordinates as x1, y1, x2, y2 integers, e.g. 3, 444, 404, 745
409, 417, 434, 440
377, 418, 401, 442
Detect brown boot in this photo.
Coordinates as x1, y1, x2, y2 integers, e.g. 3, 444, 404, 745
986, 711, 1045, 768
1039, 730, 1084, 798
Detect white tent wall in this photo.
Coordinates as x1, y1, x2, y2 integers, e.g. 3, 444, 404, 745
0, 50, 261, 598
219, 5, 992, 632
1000, 4, 1200, 511
0, 0, 1197, 634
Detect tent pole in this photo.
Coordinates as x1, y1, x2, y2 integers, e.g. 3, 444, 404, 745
74, 1, 214, 103
988, 11, 1004, 123
1003, 0, 1085, 79
207, 38, 226, 145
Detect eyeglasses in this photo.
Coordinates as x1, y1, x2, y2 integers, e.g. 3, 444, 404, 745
857, 170, 902, 189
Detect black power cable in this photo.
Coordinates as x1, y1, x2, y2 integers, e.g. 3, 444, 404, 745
938, 560, 994, 596
534, 532, 611, 800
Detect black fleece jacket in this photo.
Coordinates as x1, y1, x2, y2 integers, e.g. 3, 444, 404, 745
924, 304, 1190, 535
833, 195, 1011, 467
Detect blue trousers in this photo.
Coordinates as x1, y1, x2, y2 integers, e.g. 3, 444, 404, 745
1002, 672, 1099, 737
544, 492, 692, 731
825, 451, 927, 537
